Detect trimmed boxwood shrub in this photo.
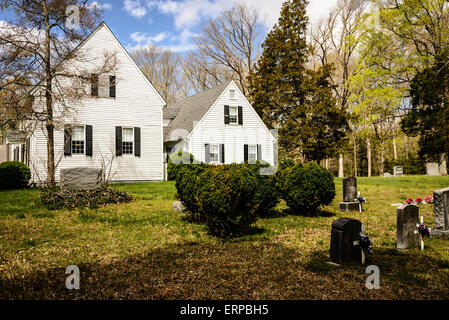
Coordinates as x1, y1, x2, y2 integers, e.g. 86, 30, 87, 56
0, 161, 31, 190
283, 162, 335, 216
246, 162, 280, 217
195, 164, 258, 237
167, 151, 195, 181
174, 163, 210, 216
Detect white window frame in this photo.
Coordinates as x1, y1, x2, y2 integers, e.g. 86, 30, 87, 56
230, 89, 236, 99
71, 125, 85, 155
229, 106, 238, 125
209, 144, 220, 163
248, 144, 257, 161
122, 127, 134, 155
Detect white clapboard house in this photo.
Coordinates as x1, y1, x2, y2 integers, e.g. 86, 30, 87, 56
163, 80, 276, 165
29, 22, 165, 183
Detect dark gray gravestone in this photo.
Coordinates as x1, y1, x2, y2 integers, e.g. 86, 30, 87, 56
343, 177, 357, 202
396, 204, 419, 249
330, 217, 362, 264
339, 177, 359, 212
432, 187, 449, 239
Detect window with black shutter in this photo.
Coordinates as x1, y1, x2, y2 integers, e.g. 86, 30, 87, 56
109, 75, 116, 98
85, 125, 93, 156
91, 74, 98, 97
220, 144, 225, 163
116, 126, 122, 156
224, 105, 230, 124
64, 125, 72, 156
238, 106, 243, 125
134, 127, 141, 156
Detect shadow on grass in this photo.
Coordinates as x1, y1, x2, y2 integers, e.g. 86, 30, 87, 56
305, 247, 449, 299
2, 242, 449, 300
281, 208, 336, 218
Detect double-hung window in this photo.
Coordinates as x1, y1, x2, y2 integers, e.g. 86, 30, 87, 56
122, 127, 134, 154
72, 125, 85, 154
248, 144, 257, 161
229, 106, 238, 124
210, 144, 220, 163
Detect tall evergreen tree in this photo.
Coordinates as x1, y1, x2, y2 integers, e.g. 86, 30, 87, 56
249, 0, 349, 162
401, 51, 449, 160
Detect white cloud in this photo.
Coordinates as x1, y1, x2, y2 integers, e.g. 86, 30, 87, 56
88, 1, 112, 10
146, 0, 336, 31
128, 28, 198, 53
130, 31, 168, 44
123, 0, 147, 18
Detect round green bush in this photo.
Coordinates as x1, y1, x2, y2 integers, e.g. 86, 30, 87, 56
0, 161, 31, 190
283, 162, 335, 215
246, 162, 280, 217
167, 151, 195, 181
195, 164, 258, 237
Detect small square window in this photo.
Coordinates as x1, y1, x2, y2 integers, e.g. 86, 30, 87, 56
72, 126, 85, 154
229, 106, 238, 124
210, 144, 219, 163
122, 128, 134, 154
230, 89, 236, 99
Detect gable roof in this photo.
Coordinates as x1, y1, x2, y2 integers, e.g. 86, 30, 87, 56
163, 80, 232, 142
31, 22, 166, 106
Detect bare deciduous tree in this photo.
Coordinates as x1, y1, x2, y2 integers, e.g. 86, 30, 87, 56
131, 45, 185, 104
0, 0, 117, 187
193, 2, 263, 95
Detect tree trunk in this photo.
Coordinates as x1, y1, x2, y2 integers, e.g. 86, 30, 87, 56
367, 138, 372, 177
325, 158, 330, 170
380, 141, 385, 176
393, 135, 398, 160
441, 153, 447, 175
353, 139, 357, 177
44, 3, 55, 188
338, 154, 344, 177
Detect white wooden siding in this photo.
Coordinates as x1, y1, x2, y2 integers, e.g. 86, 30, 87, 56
188, 81, 275, 165
30, 24, 164, 182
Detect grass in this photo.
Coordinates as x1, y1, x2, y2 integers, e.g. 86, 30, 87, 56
1, 176, 449, 299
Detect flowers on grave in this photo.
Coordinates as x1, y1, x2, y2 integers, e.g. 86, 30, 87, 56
359, 234, 373, 254
417, 223, 431, 237
424, 195, 434, 204
357, 193, 366, 204
405, 198, 414, 204
416, 197, 423, 204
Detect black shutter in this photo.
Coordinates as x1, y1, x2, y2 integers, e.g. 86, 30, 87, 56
224, 105, 230, 124
91, 74, 98, 97
85, 125, 93, 156
238, 106, 243, 125
116, 126, 122, 156
64, 125, 72, 156
257, 144, 262, 161
134, 127, 141, 157
205, 144, 210, 163
244, 144, 248, 162
220, 144, 225, 163
109, 75, 116, 98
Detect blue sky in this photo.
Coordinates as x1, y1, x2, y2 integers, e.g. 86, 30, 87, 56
0, 0, 337, 54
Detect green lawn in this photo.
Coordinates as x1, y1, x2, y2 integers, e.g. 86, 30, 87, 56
1, 176, 449, 299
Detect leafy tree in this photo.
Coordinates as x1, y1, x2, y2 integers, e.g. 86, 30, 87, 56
249, 0, 349, 162
401, 52, 449, 160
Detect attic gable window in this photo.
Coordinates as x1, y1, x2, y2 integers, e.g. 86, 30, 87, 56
230, 89, 236, 99
91, 74, 116, 98
229, 106, 238, 124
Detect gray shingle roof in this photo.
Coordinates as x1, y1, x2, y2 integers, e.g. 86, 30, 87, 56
163, 80, 232, 142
